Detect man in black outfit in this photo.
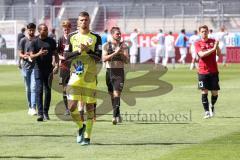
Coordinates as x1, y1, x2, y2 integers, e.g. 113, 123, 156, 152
57, 20, 72, 116
17, 27, 26, 69
17, 27, 26, 45
29, 24, 59, 121
102, 27, 129, 125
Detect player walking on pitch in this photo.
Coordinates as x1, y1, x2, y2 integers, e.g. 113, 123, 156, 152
102, 27, 129, 125
29, 24, 59, 121
195, 25, 221, 119
18, 23, 37, 116
57, 20, 72, 116
64, 11, 102, 145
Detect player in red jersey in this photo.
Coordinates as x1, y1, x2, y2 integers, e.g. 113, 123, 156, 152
195, 25, 221, 119
57, 20, 72, 116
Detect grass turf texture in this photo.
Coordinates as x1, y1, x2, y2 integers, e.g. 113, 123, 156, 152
0, 64, 239, 160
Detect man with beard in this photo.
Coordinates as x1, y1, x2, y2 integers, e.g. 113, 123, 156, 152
29, 24, 59, 121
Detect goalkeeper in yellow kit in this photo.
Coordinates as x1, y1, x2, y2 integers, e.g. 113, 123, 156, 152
64, 11, 102, 145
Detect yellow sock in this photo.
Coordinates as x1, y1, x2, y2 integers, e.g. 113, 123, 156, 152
85, 119, 93, 139
84, 110, 94, 139
70, 108, 83, 129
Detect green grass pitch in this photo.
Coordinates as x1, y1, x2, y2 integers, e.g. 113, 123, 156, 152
0, 64, 239, 160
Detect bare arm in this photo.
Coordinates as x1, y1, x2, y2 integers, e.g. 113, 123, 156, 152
102, 46, 121, 62
18, 39, 29, 59
18, 50, 28, 59
59, 54, 65, 60
216, 46, 221, 57
52, 50, 59, 74
197, 48, 216, 58
120, 44, 129, 63
29, 50, 47, 59
57, 38, 65, 60
52, 50, 59, 66
198, 41, 219, 58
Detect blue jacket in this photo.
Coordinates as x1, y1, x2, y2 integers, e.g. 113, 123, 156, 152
175, 33, 187, 47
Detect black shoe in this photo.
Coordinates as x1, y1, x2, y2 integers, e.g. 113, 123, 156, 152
37, 115, 44, 122
112, 117, 117, 125
211, 106, 215, 113
209, 104, 215, 117
77, 124, 86, 143
81, 138, 90, 146
43, 113, 50, 120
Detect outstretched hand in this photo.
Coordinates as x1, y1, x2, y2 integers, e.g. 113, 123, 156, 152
214, 41, 219, 50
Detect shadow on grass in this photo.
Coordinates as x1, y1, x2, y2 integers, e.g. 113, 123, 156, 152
47, 117, 194, 124
217, 116, 240, 119
133, 122, 194, 125
93, 142, 198, 146
0, 156, 64, 159
0, 134, 72, 137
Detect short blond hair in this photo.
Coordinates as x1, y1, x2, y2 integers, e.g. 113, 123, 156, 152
61, 20, 71, 28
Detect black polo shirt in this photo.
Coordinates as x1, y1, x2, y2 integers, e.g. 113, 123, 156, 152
29, 36, 56, 71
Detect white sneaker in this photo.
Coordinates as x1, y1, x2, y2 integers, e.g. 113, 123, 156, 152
27, 108, 32, 115
116, 116, 122, 123
209, 104, 214, 117
190, 63, 194, 70
31, 108, 37, 116
28, 108, 37, 116
204, 111, 211, 119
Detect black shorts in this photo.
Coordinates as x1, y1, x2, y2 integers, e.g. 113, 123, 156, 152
59, 69, 70, 86
198, 73, 220, 90
106, 68, 125, 93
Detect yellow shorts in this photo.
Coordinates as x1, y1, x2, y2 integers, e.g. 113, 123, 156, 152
67, 73, 97, 103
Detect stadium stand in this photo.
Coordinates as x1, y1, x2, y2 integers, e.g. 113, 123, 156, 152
0, 0, 240, 64
0, 0, 240, 32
